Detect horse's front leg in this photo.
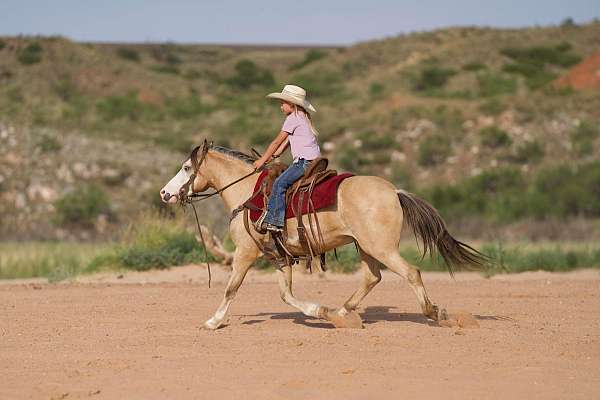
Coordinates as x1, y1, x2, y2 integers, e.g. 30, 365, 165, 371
203, 248, 256, 330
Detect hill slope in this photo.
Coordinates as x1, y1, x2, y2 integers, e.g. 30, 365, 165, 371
0, 22, 599, 239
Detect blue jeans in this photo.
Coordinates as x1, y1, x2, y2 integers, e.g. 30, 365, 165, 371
264, 159, 310, 227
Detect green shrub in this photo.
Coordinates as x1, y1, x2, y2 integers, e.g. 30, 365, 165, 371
183, 69, 202, 80
418, 134, 452, 166
167, 95, 206, 119
425, 167, 527, 221
561, 18, 576, 28
36, 133, 62, 153
479, 126, 512, 148
17, 42, 43, 65
165, 52, 182, 65
462, 62, 486, 71
571, 120, 598, 156
53, 75, 78, 101
357, 131, 395, 151
479, 99, 506, 116
425, 162, 600, 222
116, 47, 140, 62
531, 163, 600, 218
97, 92, 162, 121
513, 140, 544, 164
289, 49, 327, 70
227, 59, 274, 89
391, 163, 413, 190
501, 43, 581, 68
413, 66, 457, 91
572, 120, 598, 142
325, 244, 360, 273
90, 215, 215, 271
150, 64, 180, 75
431, 105, 464, 135
0, 40, 6, 50
501, 43, 581, 89
292, 70, 344, 98
54, 185, 111, 227
369, 82, 384, 99
477, 72, 517, 96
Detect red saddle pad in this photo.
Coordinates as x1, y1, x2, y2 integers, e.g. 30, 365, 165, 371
247, 170, 355, 222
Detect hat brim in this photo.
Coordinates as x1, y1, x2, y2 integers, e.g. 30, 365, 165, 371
267, 92, 316, 113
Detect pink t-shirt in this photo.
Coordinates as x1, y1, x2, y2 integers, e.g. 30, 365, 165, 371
282, 112, 321, 162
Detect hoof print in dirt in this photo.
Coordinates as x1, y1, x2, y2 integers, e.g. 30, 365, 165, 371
326, 308, 364, 329
438, 311, 480, 329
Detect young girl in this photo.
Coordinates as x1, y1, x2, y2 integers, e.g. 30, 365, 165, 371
253, 84, 321, 233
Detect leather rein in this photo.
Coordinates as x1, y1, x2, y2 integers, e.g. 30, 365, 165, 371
177, 140, 266, 288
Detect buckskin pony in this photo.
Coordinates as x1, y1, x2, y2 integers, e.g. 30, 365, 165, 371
160, 141, 487, 330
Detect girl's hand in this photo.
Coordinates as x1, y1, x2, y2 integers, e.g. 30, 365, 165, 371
253, 159, 265, 170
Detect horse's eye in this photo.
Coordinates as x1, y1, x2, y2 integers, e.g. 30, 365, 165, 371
184, 166, 190, 172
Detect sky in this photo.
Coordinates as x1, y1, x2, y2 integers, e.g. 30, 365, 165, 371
0, 0, 598, 45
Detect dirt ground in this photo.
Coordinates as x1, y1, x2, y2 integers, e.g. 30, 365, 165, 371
1, 266, 599, 400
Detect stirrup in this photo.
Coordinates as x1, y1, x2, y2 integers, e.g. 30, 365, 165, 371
254, 210, 268, 234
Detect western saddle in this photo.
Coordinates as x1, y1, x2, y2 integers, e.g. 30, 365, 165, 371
239, 157, 337, 271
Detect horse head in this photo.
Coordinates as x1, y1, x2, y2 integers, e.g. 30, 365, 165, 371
160, 139, 212, 204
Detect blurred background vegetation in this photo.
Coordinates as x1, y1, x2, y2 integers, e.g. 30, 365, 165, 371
1, 20, 599, 279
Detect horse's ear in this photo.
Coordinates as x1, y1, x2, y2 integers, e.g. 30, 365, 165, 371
251, 148, 262, 159
190, 145, 201, 170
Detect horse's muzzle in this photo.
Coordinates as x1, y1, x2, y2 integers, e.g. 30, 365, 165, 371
160, 190, 178, 204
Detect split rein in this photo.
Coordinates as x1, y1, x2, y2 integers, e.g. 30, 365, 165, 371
177, 141, 271, 288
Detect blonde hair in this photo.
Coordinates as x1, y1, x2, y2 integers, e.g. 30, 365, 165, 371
292, 104, 319, 136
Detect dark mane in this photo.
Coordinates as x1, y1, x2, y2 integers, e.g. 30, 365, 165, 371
212, 145, 258, 165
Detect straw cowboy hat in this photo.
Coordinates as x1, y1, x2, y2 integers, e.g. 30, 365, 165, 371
266, 84, 317, 113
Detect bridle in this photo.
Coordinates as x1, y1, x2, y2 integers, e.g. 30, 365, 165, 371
176, 139, 267, 288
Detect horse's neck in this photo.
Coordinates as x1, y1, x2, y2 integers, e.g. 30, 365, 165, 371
206, 153, 259, 211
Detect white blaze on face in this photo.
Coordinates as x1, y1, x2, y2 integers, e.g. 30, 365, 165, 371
160, 160, 193, 204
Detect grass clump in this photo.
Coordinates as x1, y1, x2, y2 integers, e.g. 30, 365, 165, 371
418, 134, 452, 166
481, 242, 600, 274
412, 66, 457, 92
0, 242, 109, 281
290, 49, 327, 71
90, 214, 215, 271
116, 47, 140, 62
17, 42, 43, 65
477, 72, 517, 97
227, 59, 274, 89
501, 42, 581, 89
462, 62, 486, 71
479, 99, 506, 116
571, 120, 598, 156
512, 140, 544, 164
480, 126, 512, 148
97, 92, 162, 122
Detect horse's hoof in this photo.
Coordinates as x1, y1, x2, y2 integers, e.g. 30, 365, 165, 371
326, 308, 364, 329
426, 305, 449, 322
201, 319, 220, 331
437, 307, 449, 321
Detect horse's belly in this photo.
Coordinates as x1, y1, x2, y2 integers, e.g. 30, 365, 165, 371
282, 208, 353, 254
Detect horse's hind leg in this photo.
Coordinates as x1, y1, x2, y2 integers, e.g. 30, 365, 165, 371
277, 265, 324, 318
341, 250, 382, 312
377, 251, 446, 321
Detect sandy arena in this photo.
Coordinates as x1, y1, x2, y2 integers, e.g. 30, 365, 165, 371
1, 266, 599, 399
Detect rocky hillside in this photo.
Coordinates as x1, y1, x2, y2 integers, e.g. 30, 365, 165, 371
1, 22, 599, 240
